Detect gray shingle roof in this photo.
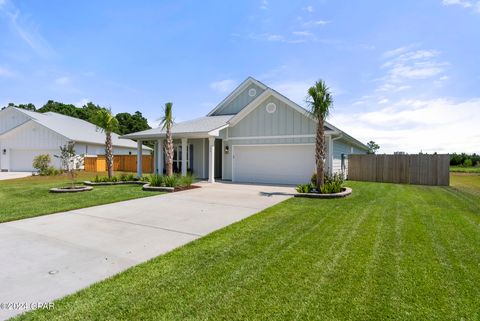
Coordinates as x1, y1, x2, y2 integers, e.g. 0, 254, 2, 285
121, 115, 233, 139
11, 108, 150, 149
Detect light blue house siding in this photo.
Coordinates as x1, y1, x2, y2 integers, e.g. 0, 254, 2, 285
222, 95, 319, 180
332, 139, 367, 175
213, 83, 265, 115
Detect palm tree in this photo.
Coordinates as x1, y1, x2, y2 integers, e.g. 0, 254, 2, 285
160, 102, 174, 176
91, 108, 119, 179
306, 80, 333, 191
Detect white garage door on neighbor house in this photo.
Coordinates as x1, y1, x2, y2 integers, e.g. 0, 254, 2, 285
9, 149, 61, 172
232, 144, 315, 185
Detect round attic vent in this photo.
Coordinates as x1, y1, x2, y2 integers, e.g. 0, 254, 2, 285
266, 102, 276, 114
248, 88, 257, 97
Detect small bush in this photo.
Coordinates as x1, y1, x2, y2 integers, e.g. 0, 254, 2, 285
149, 174, 164, 187
179, 174, 194, 187
296, 184, 314, 193
42, 166, 62, 176
126, 173, 136, 181
464, 158, 473, 167
119, 173, 128, 181
32, 154, 53, 175
320, 173, 344, 194
163, 175, 179, 187
94, 175, 101, 183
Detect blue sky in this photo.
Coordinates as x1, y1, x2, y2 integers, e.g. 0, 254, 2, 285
1, 0, 479, 153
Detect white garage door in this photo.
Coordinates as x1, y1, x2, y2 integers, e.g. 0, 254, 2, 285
232, 145, 315, 185
10, 149, 60, 172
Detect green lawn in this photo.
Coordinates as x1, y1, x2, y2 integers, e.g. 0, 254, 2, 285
450, 166, 480, 173
0, 172, 161, 223
14, 173, 480, 320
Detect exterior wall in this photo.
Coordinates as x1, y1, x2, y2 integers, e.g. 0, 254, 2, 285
213, 83, 265, 115
221, 95, 318, 180
170, 138, 205, 178
0, 122, 68, 171
332, 138, 368, 177
228, 96, 316, 138
0, 108, 30, 134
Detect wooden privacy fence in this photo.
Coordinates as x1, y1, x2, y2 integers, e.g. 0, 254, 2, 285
84, 155, 153, 173
348, 154, 450, 186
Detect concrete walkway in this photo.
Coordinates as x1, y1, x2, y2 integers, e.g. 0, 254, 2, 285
0, 172, 32, 181
0, 182, 294, 320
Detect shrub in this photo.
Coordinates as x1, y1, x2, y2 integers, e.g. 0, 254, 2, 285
163, 175, 179, 187
94, 175, 101, 183
32, 154, 52, 174
43, 166, 62, 176
320, 173, 344, 194
149, 174, 164, 187
126, 173, 136, 181
179, 174, 194, 187
119, 173, 128, 181
296, 183, 314, 193
464, 158, 473, 167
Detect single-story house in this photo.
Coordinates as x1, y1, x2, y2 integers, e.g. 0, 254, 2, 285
0, 107, 150, 172
121, 77, 368, 185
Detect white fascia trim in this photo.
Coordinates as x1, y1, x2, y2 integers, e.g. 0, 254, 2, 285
206, 77, 268, 116
207, 124, 229, 137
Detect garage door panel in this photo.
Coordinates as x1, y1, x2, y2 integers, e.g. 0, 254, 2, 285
10, 149, 61, 172
232, 145, 315, 185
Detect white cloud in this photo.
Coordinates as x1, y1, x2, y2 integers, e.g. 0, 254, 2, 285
302, 20, 330, 27
0, 0, 54, 57
75, 98, 90, 107
304, 5, 314, 12
443, 0, 472, 8
260, 0, 268, 10
442, 0, 480, 12
210, 79, 237, 93
54, 76, 71, 86
332, 98, 480, 153
292, 31, 314, 37
377, 47, 448, 93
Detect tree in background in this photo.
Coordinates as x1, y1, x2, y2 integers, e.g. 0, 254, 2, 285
115, 111, 150, 135
367, 141, 380, 154
306, 80, 332, 191
91, 109, 119, 178
160, 102, 174, 176
1, 102, 37, 111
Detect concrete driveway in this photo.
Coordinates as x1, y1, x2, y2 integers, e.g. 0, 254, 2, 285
0, 182, 294, 320
0, 172, 31, 181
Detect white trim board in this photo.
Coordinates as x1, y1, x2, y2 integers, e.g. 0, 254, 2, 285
226, 134, 336, 141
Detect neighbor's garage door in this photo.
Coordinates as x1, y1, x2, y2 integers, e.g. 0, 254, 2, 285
10, 149, 59, 172
232, 145, 315, 185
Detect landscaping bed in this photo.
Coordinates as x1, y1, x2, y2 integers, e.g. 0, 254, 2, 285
49, 186, 93, 193
294, 187, 351, 199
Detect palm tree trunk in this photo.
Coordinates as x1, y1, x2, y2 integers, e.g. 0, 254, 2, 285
316, 119, 325, 191
164, 124, 174, 176
105, 132, 114, 178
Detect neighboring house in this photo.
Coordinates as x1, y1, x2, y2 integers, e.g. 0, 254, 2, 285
122, 77, 368, 185
0, 107, 150, 172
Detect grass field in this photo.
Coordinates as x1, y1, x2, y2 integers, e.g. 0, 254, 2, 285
450, 166, 480, 173
15, 173, 480, 320
0, 172, 161, 223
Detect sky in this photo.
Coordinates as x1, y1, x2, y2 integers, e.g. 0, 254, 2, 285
0, 0, 479, 153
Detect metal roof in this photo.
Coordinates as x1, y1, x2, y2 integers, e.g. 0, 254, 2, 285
9, 107, 150, 149
121, 115, 233, 139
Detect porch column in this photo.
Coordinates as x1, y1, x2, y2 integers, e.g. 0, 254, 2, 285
328, 135, 333, 175
181, 138, 188, 176
153, 140, 158, 174
137, 140, 143, 178
157, 138, 164, 175
208, 136, 215, 183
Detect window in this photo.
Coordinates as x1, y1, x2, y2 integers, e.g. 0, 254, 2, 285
173, 144, 193, 173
